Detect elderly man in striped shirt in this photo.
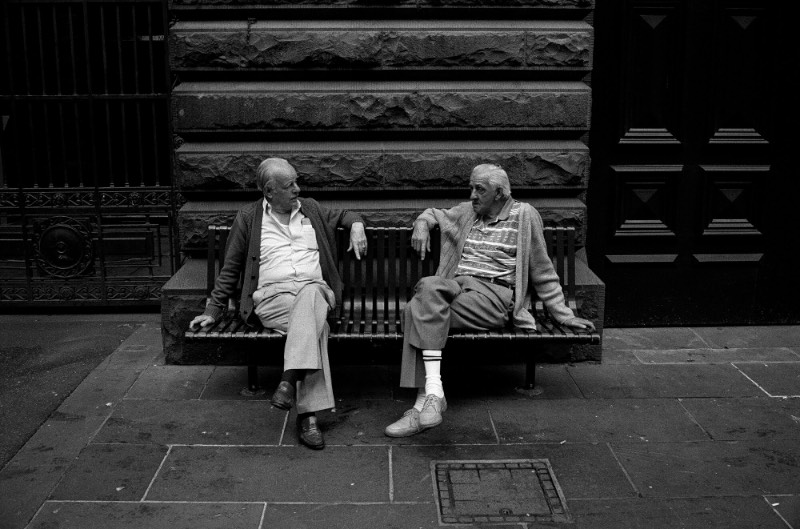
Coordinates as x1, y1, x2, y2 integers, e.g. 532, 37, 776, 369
385, 164, 595, 437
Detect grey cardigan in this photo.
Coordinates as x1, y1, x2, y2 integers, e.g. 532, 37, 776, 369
203, 197, 364, 324
417, 200, 575, 330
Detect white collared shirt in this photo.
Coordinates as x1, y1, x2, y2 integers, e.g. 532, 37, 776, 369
257, 199, 323, 288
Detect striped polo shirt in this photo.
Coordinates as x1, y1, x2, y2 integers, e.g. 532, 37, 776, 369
456, 199, 520, 286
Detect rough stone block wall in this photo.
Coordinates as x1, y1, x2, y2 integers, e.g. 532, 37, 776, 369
164, 0, 602, 361
170, 1, 595, 242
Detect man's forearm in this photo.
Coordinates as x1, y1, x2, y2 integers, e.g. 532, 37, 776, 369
415, 209, 437, 229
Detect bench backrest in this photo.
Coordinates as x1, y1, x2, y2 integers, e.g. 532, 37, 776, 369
205, 225, 577, 318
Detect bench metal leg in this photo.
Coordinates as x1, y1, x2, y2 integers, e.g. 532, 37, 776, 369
239, 364, 266, 397
516, 356, 543, 396
524, 360, 536, 390
248, 365, 260, 392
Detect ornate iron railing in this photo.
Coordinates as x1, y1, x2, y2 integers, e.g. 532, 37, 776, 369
0, 0, 176, 306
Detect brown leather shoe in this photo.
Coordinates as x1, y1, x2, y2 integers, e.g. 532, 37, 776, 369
270, 381, 295, 410
297, 415, 325, 450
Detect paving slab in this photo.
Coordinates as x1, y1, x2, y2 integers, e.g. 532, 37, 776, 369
0, 429, 95, 529
601, 328, 709, 350
261, 503, 440, 529
391, 443, 637, 503
525, 365, 586, 399
692, 326, 800, 348
679, 397, 800, 441
199, 366, 273, 401
145, 446, 390, 502
27, 501, 264, 529
0, 318, 148, 467
50, 443, 168, 501
598, 349, 643, 365
558, 497, 790, 529
308, 398, 497, 446
634, 348, 800, 364
765, 495, 800, 528
93, 399, 287, 446
0, 326, 162, 529
125, 365, 214, 400
567, 364, 764, 399
733, 362, 800, 397
611, 439, 800, 497
488, 399, 708, 444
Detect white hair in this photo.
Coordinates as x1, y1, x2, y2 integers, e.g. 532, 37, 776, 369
256, 157, 295, 194
472, 164, 511, 198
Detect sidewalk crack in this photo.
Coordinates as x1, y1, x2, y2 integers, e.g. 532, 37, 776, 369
606, 442, 641, 498
486, 405, 501, 445
141, 445, 172, 501
677, 398, 713, 440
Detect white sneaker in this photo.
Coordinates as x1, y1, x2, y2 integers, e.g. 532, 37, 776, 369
384, 408, 425, 438
418, 394, 447, 428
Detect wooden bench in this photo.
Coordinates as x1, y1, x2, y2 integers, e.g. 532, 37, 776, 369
185, 225, 599, 393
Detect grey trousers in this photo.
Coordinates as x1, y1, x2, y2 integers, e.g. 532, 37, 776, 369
253, 280, 336, 413
399, 276, 514, 388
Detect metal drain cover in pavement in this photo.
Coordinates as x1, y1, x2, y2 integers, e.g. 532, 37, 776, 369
431, 459, 571, 525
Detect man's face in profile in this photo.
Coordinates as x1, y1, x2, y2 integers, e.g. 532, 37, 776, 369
269, 169, 300, 213
469, 174, 499, 217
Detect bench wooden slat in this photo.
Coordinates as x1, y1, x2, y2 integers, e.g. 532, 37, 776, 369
206, 227, 216, 297
388, 229, 400, 331
555, 228, 565, 288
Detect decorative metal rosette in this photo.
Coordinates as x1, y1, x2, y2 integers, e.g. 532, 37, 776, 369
32, 216, 95, 278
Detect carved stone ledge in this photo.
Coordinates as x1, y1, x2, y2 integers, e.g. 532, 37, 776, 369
170, 21, 592, 71
175, 141, 590, 191
174, 81, 591, 131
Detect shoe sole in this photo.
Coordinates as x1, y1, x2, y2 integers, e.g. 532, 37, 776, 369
385, 419, 445, 437
270, 399, 292, 410
384, 425, 428, 438
419, 417, 442, 428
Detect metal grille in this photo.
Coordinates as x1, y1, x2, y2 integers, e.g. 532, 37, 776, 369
0, 0, 176, 306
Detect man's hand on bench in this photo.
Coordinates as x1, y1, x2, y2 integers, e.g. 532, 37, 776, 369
347, 222, 368, 260
411, 219, 431, 260
562, 317, 595, 332
189, 314, 216, 331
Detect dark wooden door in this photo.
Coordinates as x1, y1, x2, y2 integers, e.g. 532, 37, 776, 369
588, 0, 797, 326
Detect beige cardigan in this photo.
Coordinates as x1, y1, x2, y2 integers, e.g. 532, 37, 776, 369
417, 200, 575, 330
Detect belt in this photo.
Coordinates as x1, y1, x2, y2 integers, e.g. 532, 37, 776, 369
461, 275, 515, 291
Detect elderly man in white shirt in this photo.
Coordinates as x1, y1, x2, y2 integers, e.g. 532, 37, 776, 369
190, 158, 367, 449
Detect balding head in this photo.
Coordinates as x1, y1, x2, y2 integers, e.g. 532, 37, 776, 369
256, 158, 297, 196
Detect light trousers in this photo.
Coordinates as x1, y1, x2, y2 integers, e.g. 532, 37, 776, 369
253, 280, 336, 413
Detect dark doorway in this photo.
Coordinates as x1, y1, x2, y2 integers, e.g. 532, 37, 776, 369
0, 0, 177, 307
588, 0, 797, 326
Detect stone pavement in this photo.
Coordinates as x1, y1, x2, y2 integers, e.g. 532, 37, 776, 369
1, 323, 799, 528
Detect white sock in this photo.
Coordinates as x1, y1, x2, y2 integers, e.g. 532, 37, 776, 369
422, 349, 444, 399
412, 389, 427, 412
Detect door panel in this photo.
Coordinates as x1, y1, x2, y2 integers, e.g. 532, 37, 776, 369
588, 0, 795, 325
